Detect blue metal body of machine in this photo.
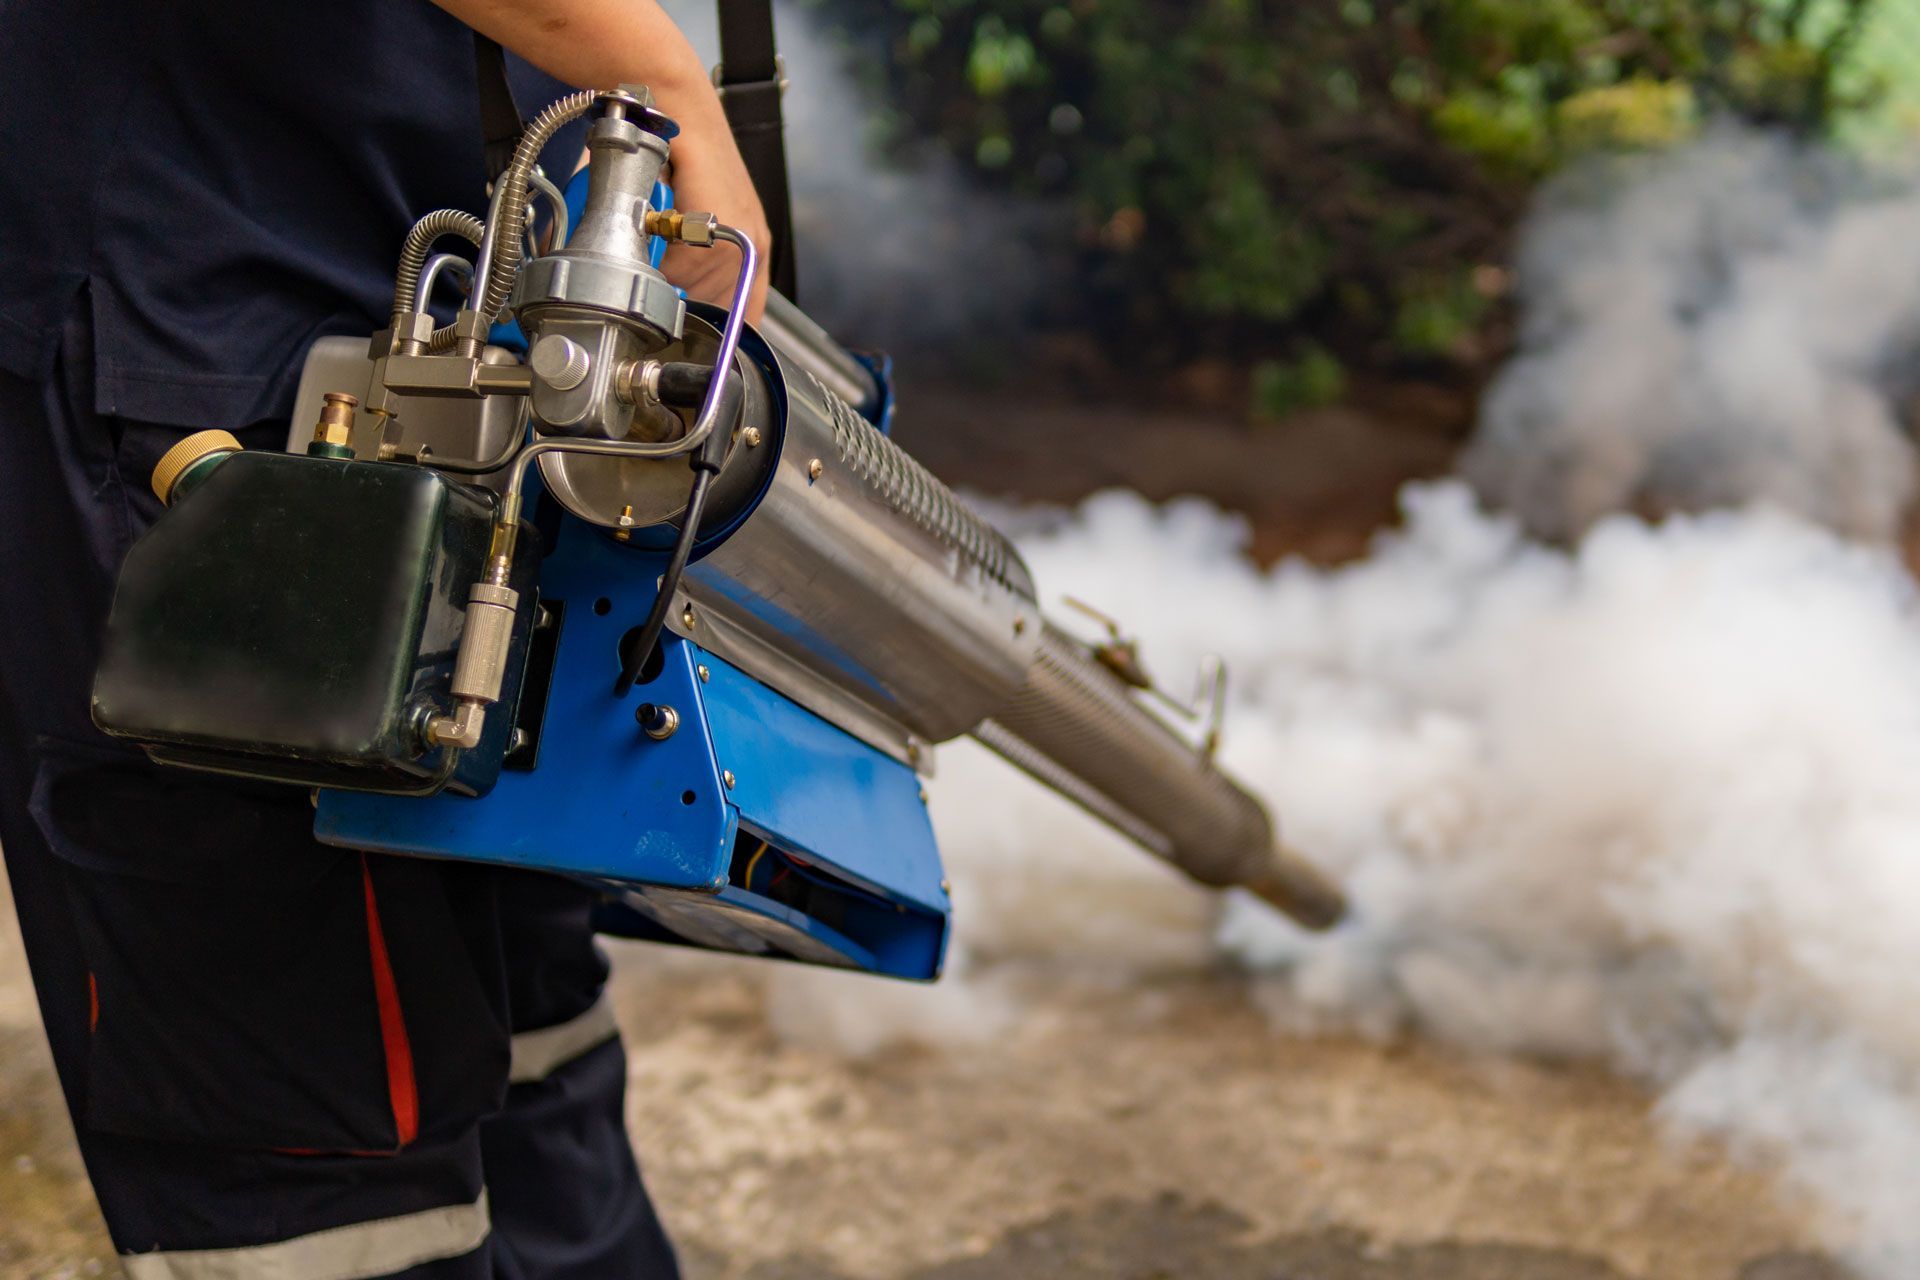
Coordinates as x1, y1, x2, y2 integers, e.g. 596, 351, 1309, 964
317, 460, 951, 981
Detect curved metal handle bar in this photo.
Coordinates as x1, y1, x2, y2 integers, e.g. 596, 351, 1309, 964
414, 253, 475, 314
679, 223, 758, 461
526, 167, 571, 256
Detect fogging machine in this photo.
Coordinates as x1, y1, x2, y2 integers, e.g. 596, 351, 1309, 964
90, 83, 1345, 980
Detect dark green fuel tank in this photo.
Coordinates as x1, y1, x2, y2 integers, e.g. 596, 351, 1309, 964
91, 449, 540, 796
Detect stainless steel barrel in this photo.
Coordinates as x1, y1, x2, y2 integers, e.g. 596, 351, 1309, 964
673, 335, 1344, 929
977, 624, 1346, 929
673, 344, 1042, 759
758, 290, 879, 415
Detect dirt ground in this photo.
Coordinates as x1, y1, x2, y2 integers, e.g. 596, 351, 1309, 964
0, 387, 1856, 1278
891, 378, 1468, 567
614, 952, 1845, 1280
0, 899, 1848, 1280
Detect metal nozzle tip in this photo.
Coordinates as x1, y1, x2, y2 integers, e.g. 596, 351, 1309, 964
1245, 846, 1349, 931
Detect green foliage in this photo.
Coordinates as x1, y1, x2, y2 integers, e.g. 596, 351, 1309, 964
805, 0, 1883, 397
1251, 345, 1349, 420
1556, 78, 1697, 154
966, 16, 1041, 96
1393, 270, 1494, 358
1432, 88, 1554, 177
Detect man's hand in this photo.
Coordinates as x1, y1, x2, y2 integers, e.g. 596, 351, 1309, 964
656, 128, 772, 322
435, 0, 773, 321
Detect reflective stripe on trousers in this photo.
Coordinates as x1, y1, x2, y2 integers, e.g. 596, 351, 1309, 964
120, 1192, 490, 1280
508, 992, 620, 1084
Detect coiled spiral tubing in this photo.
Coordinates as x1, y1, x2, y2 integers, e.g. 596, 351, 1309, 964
390, 208, 484, 329
472, 88, 596, 323
389, 89, 595, 351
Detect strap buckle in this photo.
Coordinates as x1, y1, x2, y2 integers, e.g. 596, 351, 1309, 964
711, 54, 789, 99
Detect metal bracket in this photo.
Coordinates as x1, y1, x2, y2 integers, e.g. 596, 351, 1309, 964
1062, 596, 1230, 761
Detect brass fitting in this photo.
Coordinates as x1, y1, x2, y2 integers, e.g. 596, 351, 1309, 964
643, 208, 718, 247
151, 429, 243, 505
312, 392, 359, 450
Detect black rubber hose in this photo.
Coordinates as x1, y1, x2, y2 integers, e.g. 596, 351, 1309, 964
611, 349, 741, 695
652, 362, 743, 410
613, 466, 715, 696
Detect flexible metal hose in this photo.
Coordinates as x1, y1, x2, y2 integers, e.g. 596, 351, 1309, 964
471, 89, 597, 324
391, 209, 484, 327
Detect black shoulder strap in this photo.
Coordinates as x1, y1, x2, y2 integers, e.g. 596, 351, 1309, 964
473, 33, 525, 183
716, 0, 798, 299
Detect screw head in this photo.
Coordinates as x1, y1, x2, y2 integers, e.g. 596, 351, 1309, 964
722, 769, 736, 789
742, 426, 763, 448
680, 604, 696, 629
696, 664, 710, 683
939, 878, 952, 894
807, 458, 824, 482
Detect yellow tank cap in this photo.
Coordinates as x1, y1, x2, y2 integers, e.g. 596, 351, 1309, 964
151, 429, 243, 505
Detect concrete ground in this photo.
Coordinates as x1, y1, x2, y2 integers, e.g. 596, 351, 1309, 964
612, 952, 1847, 1280
0, 890, 1848, 1279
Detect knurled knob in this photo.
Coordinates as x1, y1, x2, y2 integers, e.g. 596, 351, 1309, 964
151, 430, 242, 505
530, 333, 592, 391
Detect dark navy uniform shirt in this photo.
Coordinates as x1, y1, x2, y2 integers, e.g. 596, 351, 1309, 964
0, 0, 585, 430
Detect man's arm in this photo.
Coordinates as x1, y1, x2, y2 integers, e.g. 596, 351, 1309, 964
433, 0, 772, 320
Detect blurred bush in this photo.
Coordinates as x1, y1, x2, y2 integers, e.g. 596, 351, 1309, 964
803, 0, 1884, 399
1251, 344, 1348, 419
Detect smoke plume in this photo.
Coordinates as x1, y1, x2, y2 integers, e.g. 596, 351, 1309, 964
659, 0, 1062, 354
1463, 127, 1920, 544
760, 127, 1920, 1276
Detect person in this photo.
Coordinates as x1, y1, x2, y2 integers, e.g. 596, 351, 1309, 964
0, 2, 771, 1275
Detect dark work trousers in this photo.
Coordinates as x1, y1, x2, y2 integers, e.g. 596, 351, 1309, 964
0, 308, 681, 1279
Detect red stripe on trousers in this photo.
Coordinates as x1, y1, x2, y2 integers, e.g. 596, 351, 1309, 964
360, 854, 419, 1148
